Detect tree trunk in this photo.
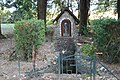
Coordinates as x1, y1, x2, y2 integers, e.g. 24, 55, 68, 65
0, 12, 5, 39
77, 1, 80, 19
0, 16, 1, 35
37, 0, 47, 34
37, 0, 47, 24
0, 14, 4, 39
79, 0, 90, 35
117, 0, 120, 19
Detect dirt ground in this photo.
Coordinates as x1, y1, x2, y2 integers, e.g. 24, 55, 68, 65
0, 36, 120, 80
0, 37, 56, 80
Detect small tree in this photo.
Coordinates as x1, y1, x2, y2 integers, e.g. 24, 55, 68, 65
14, 19, 45, 61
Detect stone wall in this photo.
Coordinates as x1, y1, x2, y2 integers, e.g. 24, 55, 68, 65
54, 11, 78, 43
54, 37, 76, 73
53, 11, 79, 57
54, 28, 77, 73
53, 11, 79, 73
54, 37, 76, 54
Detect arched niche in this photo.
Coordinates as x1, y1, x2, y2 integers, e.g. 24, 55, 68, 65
61, 19, 71, 37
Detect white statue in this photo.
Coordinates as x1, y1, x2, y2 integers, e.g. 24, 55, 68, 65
64, 22, 68, 36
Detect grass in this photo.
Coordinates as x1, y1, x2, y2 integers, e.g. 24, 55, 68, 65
1, 24, 14, 35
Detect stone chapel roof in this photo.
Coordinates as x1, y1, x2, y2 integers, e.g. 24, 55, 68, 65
53, 8, 79, 24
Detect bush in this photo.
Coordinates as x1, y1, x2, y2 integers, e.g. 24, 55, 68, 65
14, 19, 45, 61
91, 19, 120, 63
81, 44, 96, 57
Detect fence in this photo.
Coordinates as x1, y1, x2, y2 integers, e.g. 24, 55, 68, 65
58, 53, 119, 80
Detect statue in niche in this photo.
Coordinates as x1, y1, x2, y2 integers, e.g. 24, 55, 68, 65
63, 22, 69, 36
61, 19, 71, 37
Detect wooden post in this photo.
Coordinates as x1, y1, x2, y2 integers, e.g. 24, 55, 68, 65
32, 45, 36, 72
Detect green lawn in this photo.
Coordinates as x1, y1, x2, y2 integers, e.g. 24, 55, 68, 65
1, 24, 14, 35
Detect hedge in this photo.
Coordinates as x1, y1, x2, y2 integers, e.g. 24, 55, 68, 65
14, 19, 45, 61
91, 19, 120, 63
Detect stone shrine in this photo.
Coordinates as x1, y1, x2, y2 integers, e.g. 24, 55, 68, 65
53, 8, 79, 73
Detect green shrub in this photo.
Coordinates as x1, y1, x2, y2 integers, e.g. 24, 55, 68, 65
91, 18, 120, 63
14, 19, 45, 61
81, 44, 96, 57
